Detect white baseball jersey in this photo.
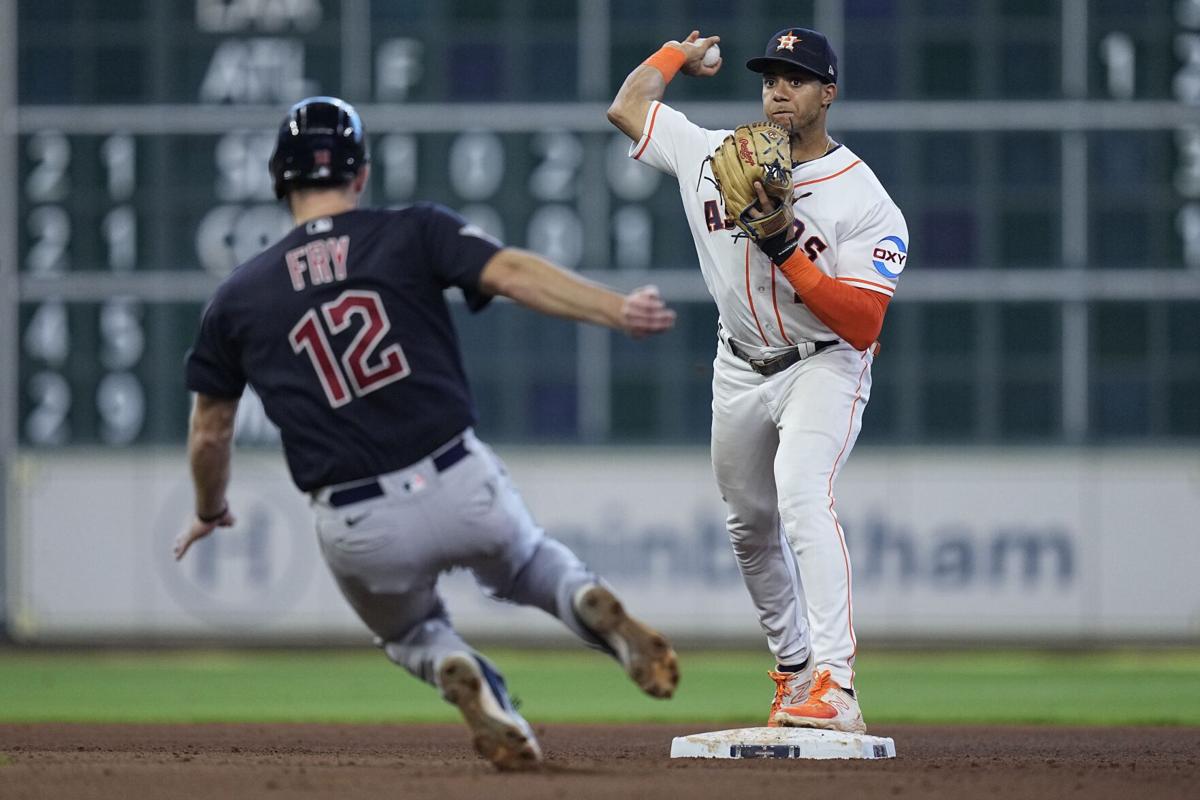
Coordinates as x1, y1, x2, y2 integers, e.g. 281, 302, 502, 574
629, 100, 908, 355
629, 100, 909, 697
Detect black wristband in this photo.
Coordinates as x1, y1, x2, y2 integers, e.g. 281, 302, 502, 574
759, 231, 799, 266
196, 504, 228, 524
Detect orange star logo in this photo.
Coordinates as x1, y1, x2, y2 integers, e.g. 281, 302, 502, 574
777, 31, 800, 51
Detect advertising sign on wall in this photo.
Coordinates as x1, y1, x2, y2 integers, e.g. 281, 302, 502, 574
8, 448, 1199, 643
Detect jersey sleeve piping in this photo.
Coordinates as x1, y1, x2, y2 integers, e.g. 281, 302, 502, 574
837, 276, 895, 297
631, 101, 664, 161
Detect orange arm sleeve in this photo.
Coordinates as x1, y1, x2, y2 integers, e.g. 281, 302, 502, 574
776, 249, 890, 351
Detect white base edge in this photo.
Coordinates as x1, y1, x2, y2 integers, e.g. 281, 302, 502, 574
669, 727, 896, 760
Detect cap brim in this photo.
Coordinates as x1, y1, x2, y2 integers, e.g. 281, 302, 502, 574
745, 56, 832, 82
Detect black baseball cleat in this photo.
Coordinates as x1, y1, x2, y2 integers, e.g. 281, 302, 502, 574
573, 584, 680, 699
437, 653, 543, 771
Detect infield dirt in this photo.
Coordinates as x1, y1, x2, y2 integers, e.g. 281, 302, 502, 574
0, 723, 1196, 799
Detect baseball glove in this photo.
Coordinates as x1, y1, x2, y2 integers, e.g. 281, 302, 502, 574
709, 121, 794, 243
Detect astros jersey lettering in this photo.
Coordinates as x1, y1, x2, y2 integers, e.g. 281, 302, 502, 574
186, 203, 500, 491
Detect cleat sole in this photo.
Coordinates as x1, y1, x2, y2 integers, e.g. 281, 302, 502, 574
576, 585, 679, 699
438, 655, 543, 771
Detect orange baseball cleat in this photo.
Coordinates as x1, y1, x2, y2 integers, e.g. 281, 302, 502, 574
770, 668, 866, 734
766, 659, 814, 727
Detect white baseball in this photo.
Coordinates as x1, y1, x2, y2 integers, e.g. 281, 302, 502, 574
702, 44, 721, 68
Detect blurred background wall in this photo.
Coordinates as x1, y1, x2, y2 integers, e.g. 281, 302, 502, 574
2, 0, 1198, 644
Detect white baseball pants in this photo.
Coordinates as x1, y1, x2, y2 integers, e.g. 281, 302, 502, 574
711, 340, 873, 690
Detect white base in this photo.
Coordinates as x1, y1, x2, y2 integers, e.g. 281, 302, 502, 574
670, 727, 896, 760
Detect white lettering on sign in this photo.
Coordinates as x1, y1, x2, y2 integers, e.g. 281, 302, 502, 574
195, 204, 293, 275
195, 0, 323, 33
199, 39, 315, 104
215, 131, 278, 201
375, 39, 424, 101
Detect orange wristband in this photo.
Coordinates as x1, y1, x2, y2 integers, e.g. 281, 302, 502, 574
642, 46, 687, 82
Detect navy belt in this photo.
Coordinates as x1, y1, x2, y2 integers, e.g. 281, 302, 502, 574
325, 438, 470, 507
726, 337, 838, 376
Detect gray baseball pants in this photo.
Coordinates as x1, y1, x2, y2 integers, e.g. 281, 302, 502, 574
310, 429, 605, 686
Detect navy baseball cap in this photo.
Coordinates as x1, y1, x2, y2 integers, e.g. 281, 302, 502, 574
746, 27, 838, 84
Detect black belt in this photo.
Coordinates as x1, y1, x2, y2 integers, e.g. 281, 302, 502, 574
325, 438, 470, 507
725, 337, 838, 376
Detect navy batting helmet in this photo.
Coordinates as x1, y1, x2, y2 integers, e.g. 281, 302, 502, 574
269, 96, 369, 200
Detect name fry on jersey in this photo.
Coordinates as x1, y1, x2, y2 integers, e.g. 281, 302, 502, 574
286, 235, 351, 291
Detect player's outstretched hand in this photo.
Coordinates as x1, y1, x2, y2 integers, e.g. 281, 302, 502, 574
173, 507, 237, 561
668, 30, 722, 77
621, 285, 677, 338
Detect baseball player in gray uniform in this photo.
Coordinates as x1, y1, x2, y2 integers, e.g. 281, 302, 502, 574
174, 97, 680, 771
609, 29, 908, 734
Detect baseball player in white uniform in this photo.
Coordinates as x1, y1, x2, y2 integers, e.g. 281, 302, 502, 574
609, 27, 908, 733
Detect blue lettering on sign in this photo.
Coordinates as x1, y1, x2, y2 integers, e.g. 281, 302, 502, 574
852, 512, 1075, 588
546, 505, 1076, 591
871, 235, 908, 279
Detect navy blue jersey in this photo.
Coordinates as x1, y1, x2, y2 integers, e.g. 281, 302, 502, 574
186, 203, 501, 492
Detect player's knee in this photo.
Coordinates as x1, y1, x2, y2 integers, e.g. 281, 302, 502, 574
777, 490, 831, 527
726, 508, 779, 546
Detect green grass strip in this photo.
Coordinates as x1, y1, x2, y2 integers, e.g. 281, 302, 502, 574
0, 649, 1197, 726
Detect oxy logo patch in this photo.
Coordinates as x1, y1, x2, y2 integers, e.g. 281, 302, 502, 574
871, 235, 907, 279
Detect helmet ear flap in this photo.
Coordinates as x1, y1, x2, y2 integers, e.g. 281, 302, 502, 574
268, 96, 369, 199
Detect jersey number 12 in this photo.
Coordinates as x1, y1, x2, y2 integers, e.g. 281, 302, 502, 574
288, 289, 411, 408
